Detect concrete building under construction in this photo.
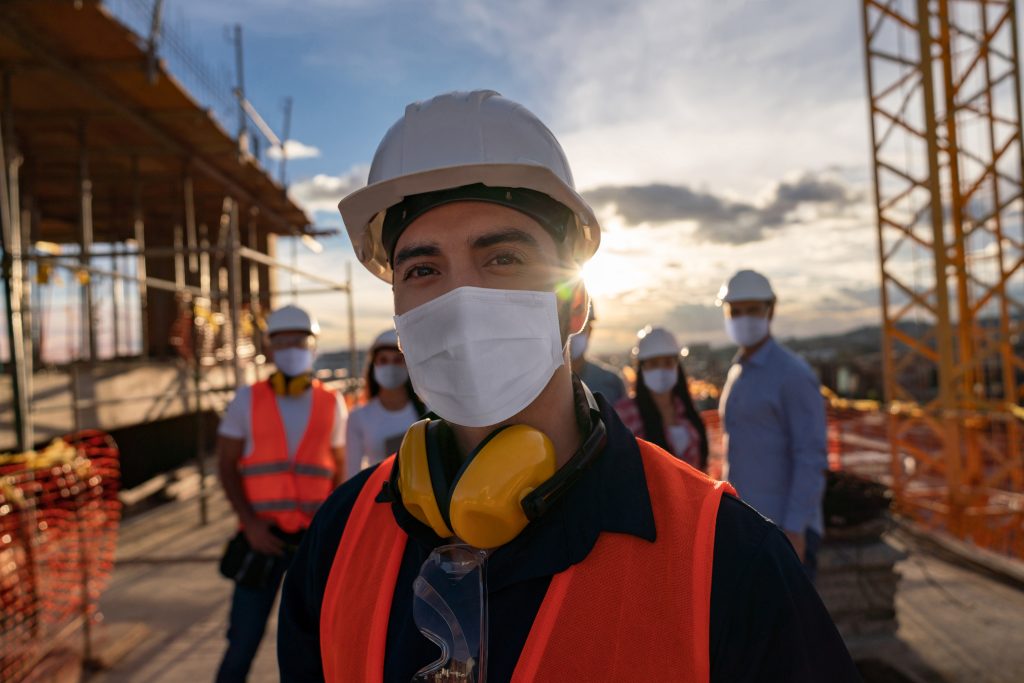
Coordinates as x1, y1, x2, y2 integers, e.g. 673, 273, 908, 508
0, 0, 354, 481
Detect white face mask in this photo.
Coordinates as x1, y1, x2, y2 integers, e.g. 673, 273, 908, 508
725, 315, 770, 348
643, 367, 677, 394
274, 348, 314, 376
374, 363, 409, 390
394, 286, 565, 428
569, 333, 589, 360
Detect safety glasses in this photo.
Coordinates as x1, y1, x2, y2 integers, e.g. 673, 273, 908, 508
411, 544, 489, 683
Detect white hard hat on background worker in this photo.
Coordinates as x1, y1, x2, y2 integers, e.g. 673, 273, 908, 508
338, 89, 601, 281
634, 326, 682, 361
370, 329, 399, 351
715, 269, 776, 305
266, 304, 320, 336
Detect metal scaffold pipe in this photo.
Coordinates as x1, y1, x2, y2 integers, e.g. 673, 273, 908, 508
0, 70, 31, 452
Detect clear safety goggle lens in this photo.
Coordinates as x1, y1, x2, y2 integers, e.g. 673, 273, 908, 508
411, 544, 488, 683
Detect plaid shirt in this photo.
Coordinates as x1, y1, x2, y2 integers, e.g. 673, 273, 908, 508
614, 395, 704, 470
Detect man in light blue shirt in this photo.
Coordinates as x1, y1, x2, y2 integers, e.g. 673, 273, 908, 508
717, 270, 827, 580
570, 302, 627, 405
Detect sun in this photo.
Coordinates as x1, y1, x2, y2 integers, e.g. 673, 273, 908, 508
579, 237, 652, 298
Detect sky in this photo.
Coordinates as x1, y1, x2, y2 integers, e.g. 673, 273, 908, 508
108, 0, 886, 354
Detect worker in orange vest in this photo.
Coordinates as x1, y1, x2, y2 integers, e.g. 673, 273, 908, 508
278, 91, 859, 681
215, 304, 347, 683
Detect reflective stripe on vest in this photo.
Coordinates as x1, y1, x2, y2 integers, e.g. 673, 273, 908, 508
319, 440, 736, 682
240, 380, 338, 533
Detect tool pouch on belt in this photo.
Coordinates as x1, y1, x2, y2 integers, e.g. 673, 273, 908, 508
219, 531, 279, 590
219, 528, 304, 589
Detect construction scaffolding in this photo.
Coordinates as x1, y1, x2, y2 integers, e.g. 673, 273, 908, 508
861, 0, 1024, 557
0, 1, 358, 521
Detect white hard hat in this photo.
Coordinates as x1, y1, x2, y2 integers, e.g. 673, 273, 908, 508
716, 269, 776, 305
371, 329, 399, 352
338, 90, 601, 282
634, 326, 682, 361
266, 304, 319, 336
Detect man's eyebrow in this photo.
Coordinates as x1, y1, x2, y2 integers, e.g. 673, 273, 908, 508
393, 243, 441, 268
471, 228, 541, 250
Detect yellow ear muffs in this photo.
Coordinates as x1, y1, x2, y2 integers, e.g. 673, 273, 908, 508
269, 372, 312, 396
447, 424, 557, 549
396, 420, 557, 548
395, 380, 607, 549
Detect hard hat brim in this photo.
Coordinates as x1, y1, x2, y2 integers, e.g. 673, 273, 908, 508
716, 292, 776, 305
268, 326, 320, 337
339, 163, 601, 282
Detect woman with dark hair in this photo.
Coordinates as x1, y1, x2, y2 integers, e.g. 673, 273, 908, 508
344, 329, 425, 481
615, 326, 708, 471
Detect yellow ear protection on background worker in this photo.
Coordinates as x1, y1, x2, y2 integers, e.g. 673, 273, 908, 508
394, 382, 607, 549
269, 371, 312, 397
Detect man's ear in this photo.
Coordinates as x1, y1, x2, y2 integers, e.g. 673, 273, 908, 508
768, 301, 776, 321
567, 282, 590, 337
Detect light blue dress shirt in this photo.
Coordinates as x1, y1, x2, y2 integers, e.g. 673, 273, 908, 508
720, 338, 827, 535
580, 359, 626, 406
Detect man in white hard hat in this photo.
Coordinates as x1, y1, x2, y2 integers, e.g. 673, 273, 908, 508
214, 304, 347, 682
570, 301, 626, 404
279, 91, 857, 681
716, 269, 828, 580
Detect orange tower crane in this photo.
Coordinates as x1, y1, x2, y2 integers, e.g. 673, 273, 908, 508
860, 0, 1024, 557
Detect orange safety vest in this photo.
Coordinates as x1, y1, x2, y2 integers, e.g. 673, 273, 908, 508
239, 379, 338, 534
319, 439, 736, 681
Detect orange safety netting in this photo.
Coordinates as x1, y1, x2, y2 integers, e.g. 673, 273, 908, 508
0, 431, 121, 682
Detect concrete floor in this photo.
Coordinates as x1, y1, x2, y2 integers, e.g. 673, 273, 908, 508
87, 486, 277, 683
86, 485, 1024, 683
893, 544, 1024, 683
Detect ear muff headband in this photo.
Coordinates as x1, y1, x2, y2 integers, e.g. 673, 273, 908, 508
521, 414, 605, 521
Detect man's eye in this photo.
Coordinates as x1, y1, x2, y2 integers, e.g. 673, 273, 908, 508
402, 264, 437, 281
489, 252, 523, 266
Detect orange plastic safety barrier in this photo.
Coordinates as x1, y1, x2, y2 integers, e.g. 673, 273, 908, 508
0, 431, 121, 682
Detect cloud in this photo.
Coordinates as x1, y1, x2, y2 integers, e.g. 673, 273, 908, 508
431, 1, 869, 194
664, 302, 726, 336
837, 285, 881, 308
584, 171, 860, 244
267, 139, 322, 161
287, 164, 369, 214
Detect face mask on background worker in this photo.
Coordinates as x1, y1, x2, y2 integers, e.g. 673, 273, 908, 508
274, 348, 314, 376
569, 333, 588, 361
643, 368, 677, 394
725, 316, 770, 348
395, 286, 565, 428
373, 362, 409, 389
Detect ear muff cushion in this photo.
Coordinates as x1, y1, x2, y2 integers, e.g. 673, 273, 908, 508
447, 424, 557, 549
289, 374, 312, 396
397, 420, 453, 538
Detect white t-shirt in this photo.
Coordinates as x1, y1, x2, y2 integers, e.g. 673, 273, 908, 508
345, 397, 420, 481
218, 384, 348, 460
667, 424, 693, 459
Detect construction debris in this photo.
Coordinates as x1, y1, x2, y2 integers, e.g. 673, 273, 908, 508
819, 471, 903, 641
